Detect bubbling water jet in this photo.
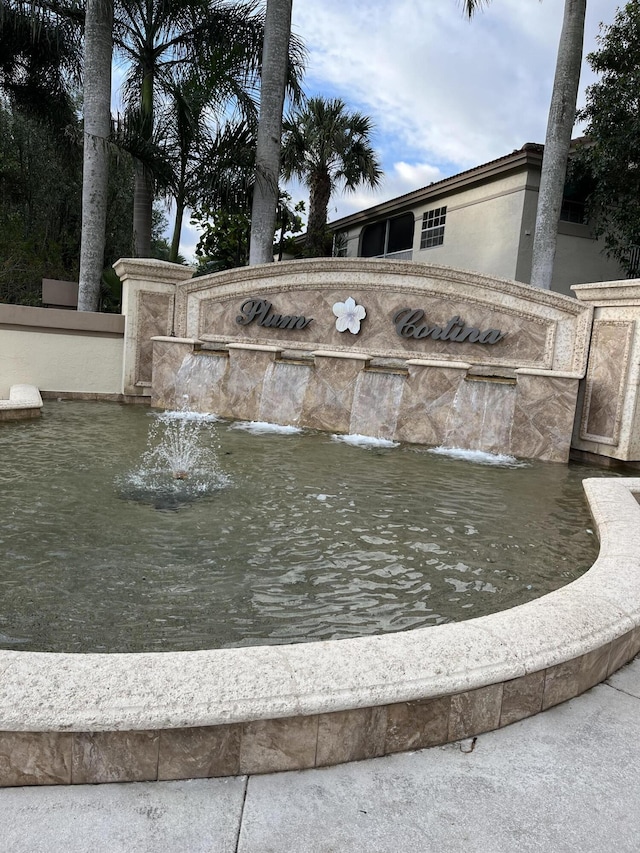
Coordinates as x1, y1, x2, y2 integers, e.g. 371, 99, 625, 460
119, 409, 229, 508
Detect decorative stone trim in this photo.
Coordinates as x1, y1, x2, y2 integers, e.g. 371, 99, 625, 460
226, 343, 283, 353
579, 320, 634, 445
150, 336, 201, 345
515, 368, 584, 379
1, 633, 638, 786
311, 350, 372, 361
0, 478, 639, 786
406, 359, 471, 369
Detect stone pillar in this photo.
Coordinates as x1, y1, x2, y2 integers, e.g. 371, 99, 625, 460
572, 280, 640, 462
114, 258, 194, 396
512, 369, 580, 463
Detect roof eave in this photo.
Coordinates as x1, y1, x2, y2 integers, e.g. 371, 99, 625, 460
328, 145, 544, 232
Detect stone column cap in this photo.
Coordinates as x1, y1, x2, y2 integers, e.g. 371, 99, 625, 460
226, 343, 283, 353
515, 368, 582, 379
151, 336, 200, 345
312, 350, 371, 360
406, 358, 471, 369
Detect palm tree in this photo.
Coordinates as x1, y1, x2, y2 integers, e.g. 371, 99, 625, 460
113, 0, 267, 257
281, 97, 383, 257
77, 0, 113, 312
162, 72, 214, 263
464, 0, 587, 290
248, 0, 293, 265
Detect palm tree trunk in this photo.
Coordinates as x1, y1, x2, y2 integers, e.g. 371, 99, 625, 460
77, 0, 113, 312
169, 194, 185, 262
249, 0, 293, 265
530, 0, 586, 289
306, 170, 332, 256
133, 160, 153, 257
133, 69, 155, 257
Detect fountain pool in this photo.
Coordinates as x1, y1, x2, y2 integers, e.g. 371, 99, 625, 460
0, 401, 604, 653
1, 400, 640, 787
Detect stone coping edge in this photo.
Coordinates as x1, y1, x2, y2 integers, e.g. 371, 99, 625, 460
515, 368, 583, 379
0, 477, 639, 785
0, 385, 43, 420
0, 303, 125, 335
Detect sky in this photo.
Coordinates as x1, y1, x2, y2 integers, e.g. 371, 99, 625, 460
176, 0, 622, 261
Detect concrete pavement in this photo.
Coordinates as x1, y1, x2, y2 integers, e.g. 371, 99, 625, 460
3, 657, 640, 852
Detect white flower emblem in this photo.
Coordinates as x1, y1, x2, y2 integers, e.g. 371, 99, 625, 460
332, 297, 366, 335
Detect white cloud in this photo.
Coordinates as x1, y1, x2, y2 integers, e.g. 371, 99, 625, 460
167, 0, 621, 254
291, 0, 619, 176
390, 162, 443, 191
323, 161, 444, 221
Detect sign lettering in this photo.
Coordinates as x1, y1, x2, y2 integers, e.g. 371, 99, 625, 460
236, 299, 313, 331
393, 309, 506, 345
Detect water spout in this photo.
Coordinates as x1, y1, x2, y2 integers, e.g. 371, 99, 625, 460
120, 409, 229, 508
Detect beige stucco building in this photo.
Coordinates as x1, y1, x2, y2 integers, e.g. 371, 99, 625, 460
329, 143, 623, 298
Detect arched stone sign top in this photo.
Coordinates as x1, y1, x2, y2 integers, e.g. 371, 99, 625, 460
173, 258, 592, 375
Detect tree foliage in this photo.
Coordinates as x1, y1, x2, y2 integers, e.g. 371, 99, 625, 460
0, 0, 308, 304
112, 0, 304, 257
193, 208, 251, 273
0, 99, 134, 306
193, 190, 303, 272
576, 2, 640, 274
0, 0, 82, 126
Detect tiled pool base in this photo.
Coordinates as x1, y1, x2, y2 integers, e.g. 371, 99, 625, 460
1, 478, 639, 787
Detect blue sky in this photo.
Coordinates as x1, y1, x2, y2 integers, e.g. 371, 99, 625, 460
175, 0, 621, 260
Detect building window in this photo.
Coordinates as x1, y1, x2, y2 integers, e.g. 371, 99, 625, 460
360, 213, 414, 259
559, 170, 593, 225
560, 198, 586, 224
420, 206, 446, 249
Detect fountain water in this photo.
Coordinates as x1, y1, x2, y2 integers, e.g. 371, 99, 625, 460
349, 370, 406, 439
121, 407, 228, 508
258, 361, 312, 425
0, 400, 606, 654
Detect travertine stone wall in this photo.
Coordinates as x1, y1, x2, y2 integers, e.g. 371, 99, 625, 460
114, 258, 194, 396
173, 258, 591, 374
145, 258, 593, 462
152, 341, 580, 463
572, 280, 640, 462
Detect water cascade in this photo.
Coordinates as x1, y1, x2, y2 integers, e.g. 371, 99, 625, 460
444, 376, 517, 454
349, 370, 406, 439
174, 352, 228, 414
258, 360, 312, 425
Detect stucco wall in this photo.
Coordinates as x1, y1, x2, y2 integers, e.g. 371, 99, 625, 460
413, 178, 527, 279
0, 305, 124, 398
340, 167, 624, 297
